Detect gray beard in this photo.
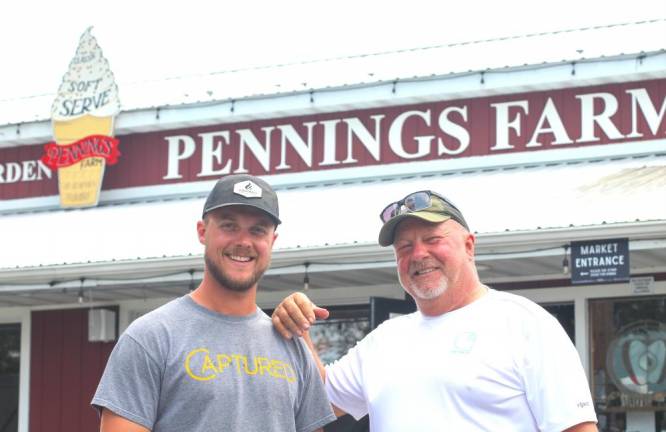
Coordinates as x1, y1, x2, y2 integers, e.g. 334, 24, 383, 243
205, 254, 266, 292
399, 272, 449, 301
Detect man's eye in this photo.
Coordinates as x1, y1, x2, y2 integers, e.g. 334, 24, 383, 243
251, 227, 267, 236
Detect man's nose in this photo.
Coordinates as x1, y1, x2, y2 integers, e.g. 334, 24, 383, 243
410, 240, 429, 260
234, 229, 253, 246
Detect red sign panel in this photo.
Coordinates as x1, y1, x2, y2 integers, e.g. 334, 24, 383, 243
41, 135, 121, 169
1, 78, 664, 200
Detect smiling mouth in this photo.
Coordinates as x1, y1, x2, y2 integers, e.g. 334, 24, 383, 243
227, 254, 255, 263
413, 268, 437, 277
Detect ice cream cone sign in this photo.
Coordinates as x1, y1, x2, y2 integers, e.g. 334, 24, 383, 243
41, 27, 121, 208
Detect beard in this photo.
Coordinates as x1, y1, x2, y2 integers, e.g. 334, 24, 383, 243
405, 277, 448, 300
399, 260, 449, 300
205, 252, 269, 293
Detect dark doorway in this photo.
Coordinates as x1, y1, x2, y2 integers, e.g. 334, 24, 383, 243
0, 323, 20, 432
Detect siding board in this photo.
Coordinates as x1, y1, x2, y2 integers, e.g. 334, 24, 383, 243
30, 308, 115, 432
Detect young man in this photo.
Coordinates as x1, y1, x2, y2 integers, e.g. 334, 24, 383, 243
93, 174, 335, 432
273, 190, 598, 431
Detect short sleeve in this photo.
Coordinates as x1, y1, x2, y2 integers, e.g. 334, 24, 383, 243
521, 311, 597, 431
325, 339, 368, 420
294, 340, 337, 432
91, 333, 162, 430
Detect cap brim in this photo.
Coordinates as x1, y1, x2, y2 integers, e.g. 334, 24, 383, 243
378, 211, 451, 246
203, 202, 281, 225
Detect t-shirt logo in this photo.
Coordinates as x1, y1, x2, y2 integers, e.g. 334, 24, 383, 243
233, 181, 263, 198
451, 332, 477, 354
184, 348, 296, 383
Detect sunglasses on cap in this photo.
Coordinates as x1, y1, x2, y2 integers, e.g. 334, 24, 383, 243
379, 190, 469, 229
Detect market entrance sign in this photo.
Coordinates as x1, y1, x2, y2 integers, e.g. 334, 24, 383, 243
571, 238, 630, 284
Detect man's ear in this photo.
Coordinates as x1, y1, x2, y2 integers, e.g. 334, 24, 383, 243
465, 232, 476, 260
197, 220, 206, 245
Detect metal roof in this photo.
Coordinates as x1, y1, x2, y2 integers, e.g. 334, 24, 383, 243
1, 20, 664, 129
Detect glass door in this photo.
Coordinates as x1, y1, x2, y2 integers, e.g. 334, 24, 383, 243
0, 323, 20, 432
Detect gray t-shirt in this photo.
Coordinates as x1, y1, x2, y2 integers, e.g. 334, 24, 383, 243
92, 295, 335, 431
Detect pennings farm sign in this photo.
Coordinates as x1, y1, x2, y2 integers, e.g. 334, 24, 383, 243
1, 78, 664, 202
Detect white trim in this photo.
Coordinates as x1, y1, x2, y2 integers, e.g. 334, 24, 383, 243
18, 312, 30, 432
574, 296, 589, 377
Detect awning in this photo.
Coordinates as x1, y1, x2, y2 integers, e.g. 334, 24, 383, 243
1, 154, 665, 307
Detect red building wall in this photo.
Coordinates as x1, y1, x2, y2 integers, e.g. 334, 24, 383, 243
29, 308, 114, 432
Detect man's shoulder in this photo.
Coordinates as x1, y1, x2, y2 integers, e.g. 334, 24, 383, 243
239, 310, 312, 356
243, 313, 321, 375
484, 289, 561, 334
486, 289, 548, 316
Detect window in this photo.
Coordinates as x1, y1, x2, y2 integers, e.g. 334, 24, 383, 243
309, 306, 370, 364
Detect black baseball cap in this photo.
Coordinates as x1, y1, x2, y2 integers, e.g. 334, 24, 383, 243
202, 174, 281, 225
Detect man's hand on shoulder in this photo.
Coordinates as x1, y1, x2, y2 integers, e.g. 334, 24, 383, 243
100, 408, 150, 432
272, 292, 329, 339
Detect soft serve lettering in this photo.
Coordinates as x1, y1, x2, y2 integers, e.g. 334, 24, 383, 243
57, 79, 112, 116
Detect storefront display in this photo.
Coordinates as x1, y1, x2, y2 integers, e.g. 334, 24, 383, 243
590, 296, 666, 431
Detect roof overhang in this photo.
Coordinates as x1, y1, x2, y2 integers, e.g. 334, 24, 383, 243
2, 220, 665, 308
2, 155, 665, 307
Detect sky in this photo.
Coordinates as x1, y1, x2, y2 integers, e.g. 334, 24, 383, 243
1, 0, 664, 101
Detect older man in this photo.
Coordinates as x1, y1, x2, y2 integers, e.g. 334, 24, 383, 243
272, 190, 598, 431
93, 174, 335, 432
